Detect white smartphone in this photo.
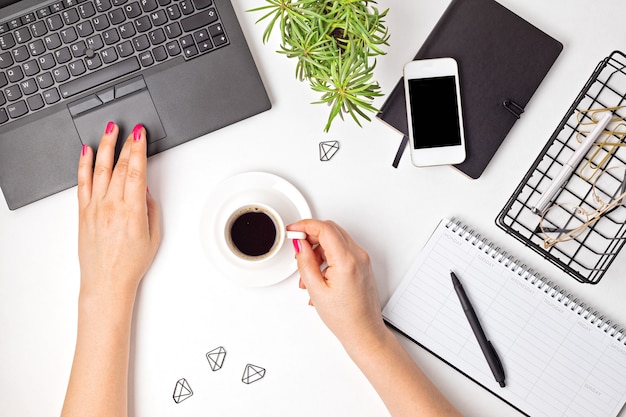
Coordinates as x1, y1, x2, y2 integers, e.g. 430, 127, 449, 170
403, 57, 466, 167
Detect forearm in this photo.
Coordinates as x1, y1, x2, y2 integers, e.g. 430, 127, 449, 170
345, 327, 462, 417
61, 287, 137, 417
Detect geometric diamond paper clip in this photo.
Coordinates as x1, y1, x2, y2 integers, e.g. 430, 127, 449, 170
172, 378, 193, 404
241, 364, 266, 384
319, 140, 340, 161
206, 346, 227, 371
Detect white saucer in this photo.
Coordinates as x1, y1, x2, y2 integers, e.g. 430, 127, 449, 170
200, 172, 312, 287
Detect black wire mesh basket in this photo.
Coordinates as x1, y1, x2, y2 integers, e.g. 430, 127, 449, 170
497, 51, 626, 284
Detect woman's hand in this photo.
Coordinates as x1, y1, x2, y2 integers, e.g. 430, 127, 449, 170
77, 122, 160, 299
288, 219, 388, 353
288, 219, 463, 417
62, 122, 161, 417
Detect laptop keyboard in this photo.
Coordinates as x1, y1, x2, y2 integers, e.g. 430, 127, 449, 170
0, 0, 229, 125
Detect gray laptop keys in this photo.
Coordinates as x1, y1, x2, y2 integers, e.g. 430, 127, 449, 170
0, 0, 270, 209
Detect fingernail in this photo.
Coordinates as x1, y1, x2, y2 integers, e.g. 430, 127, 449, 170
133, 124, 143, 141
292, 239, 301, 254
105, 121, 115, 134
81, 144, 88, 156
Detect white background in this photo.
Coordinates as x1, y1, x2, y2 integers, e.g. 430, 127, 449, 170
1, 0, 625, 416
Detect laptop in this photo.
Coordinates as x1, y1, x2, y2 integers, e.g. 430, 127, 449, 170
0, 0, 271, 210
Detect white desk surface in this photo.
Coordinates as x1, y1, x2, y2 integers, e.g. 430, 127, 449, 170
1, 1, 625, 416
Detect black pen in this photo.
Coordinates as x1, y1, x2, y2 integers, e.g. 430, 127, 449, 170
450, 270, 506, 388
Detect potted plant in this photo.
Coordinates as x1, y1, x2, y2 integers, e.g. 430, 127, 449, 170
250, 0, 390, 132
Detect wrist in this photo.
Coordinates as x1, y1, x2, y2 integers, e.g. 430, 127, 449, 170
341, 321, 394, 362
78, 276, 138, 315
79, 268, 140, 298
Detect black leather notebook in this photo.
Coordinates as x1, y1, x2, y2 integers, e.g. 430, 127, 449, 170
378, 0, 563, 178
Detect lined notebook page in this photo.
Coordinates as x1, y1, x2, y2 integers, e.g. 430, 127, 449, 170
382, 219, 626, 417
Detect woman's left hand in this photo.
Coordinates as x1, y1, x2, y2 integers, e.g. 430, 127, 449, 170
77, 122, 161, 298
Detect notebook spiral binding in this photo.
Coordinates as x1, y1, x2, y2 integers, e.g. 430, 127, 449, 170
446, 218, 626, 345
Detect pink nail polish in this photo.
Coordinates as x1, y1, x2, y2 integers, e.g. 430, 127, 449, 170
81, 144, 88, 156
292, 239, 301, 254
105, 121, 115, 134
133, 124, 143, 141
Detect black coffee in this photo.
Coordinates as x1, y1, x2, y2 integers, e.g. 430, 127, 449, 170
229, 211, 277, 257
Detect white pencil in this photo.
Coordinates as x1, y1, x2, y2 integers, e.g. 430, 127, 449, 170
531, 112, 613, 214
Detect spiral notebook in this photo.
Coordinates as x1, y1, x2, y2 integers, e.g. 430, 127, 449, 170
382, 218, 626, 417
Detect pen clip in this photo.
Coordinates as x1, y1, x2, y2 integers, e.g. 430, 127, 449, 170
488, 340, 506, 387
488, 341, 503, 369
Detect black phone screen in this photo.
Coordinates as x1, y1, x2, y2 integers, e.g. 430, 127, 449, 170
407, 76, 462, 149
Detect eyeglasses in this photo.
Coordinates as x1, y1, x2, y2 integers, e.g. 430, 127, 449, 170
539, 164, 626, 248
537, 107, 626, 249
577, 107, 626, 181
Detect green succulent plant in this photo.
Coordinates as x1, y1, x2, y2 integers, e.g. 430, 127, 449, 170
249, 0, 390, 132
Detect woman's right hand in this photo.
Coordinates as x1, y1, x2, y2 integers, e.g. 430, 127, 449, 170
288, 220, 463, 417
287, 219, 389, 353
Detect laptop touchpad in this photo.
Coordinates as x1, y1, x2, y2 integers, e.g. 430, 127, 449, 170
70, 76, 166, 154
